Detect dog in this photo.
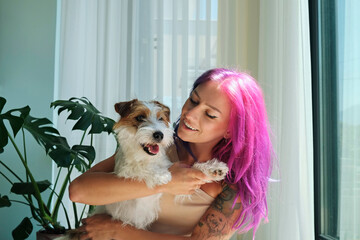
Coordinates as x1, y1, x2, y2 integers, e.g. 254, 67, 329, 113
92, 99, 174, 230
58, 99, 229, 239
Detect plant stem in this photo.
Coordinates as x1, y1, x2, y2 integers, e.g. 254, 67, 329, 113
78, 204, 88, 227
21, 128, 29, 182
0, 160, 23, 182
67, 166, 79, 227
47, 167, 62, 209
51, 164, 73, 222
0, 170, 14, 184
10, 199, 33, 207
79, 130, 87, 146
0, 170, 43, 223
7, 130, 51, 225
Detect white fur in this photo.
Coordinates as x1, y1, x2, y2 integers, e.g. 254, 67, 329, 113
97, 103, 173, 230
192, 158, 229, 182
175, 158, 229, 203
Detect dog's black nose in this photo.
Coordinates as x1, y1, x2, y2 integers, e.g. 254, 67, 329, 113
153, 131, 164, 142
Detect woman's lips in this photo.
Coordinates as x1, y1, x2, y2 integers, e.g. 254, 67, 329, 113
183, 120, 199, 131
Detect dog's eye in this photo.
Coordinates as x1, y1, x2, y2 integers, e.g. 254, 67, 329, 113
158, 117, 163, 121
135, 115, 146, 122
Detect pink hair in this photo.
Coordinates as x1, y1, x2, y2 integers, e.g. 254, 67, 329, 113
192, 68, 274, 237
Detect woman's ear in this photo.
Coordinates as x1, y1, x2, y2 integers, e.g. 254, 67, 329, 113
224, 130, 231, 139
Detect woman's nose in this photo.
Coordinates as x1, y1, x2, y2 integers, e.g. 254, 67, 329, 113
184, 104, 199, 121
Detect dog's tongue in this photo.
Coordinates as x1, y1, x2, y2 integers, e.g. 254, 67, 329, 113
147, 144, 159, 154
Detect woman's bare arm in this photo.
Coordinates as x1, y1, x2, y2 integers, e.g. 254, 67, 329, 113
79, 182, 242, 240
69, 155, 210, 205
190, 182, 242, 239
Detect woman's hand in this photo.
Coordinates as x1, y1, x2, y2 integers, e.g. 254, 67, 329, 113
160, 162, 210, 195
78, 214, 123, 240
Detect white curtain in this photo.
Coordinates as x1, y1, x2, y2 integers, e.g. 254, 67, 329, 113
337, 1, 360, 239
218, 1, 314, 240
55, 0, 217, 228
56, 0, 316, 237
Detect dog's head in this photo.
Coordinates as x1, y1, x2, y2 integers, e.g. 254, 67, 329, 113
113, 99, 173, 156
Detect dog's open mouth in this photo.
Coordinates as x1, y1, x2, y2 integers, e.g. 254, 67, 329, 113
142, 144, 159, 155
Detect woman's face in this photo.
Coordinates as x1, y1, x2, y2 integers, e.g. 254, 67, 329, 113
177, 80, 231, 146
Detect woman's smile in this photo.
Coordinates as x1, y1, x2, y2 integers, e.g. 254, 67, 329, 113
183, 119, 199, 131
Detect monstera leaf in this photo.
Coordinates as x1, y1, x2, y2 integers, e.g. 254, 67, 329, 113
0, 97, 30, 153
11, 180, 51, 195
12, 217, 33, 240
51, 97, 115, 134
49, 144, 95, 171
23, 115, 68, 154
0, 195, 11, 208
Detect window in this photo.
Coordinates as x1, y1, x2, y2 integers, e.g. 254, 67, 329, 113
310, 0, 360, 239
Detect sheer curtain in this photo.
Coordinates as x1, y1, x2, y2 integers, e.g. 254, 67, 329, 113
55, 0, 217, 228
337, 1, 360, 239
56, 0, 316, 237
218, 1, 314, 240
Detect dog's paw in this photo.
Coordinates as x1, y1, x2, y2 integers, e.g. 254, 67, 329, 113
193, 158, 229, 182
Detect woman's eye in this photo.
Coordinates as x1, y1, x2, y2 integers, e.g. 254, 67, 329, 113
189, 98, 198, 105
135, 115, 146, 122
206, 112, 217, 119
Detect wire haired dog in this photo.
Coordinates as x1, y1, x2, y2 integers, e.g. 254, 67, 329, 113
58, 99, 229, 239
92, 99, 174, 229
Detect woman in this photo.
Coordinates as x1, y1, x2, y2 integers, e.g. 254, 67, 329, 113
70, 68, 274, 240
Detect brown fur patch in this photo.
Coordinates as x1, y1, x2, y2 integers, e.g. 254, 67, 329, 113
113, 100, 171, 132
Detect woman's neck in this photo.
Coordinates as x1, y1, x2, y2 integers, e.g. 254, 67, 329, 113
176, 139, 215, 165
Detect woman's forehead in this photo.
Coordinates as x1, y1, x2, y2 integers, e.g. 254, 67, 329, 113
193, 81, 230, 114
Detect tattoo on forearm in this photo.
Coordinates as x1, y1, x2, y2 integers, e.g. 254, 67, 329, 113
205, 212, 226, 234
197, 184, 242, 238
212, 184, 241, 216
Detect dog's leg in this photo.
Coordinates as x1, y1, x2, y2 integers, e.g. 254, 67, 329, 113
192, 158, 229, 182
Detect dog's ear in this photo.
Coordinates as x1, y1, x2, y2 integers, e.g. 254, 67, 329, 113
153, 101, 170, 122
114, 99, 138, 118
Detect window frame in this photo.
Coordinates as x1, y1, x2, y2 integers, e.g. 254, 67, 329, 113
309, 0, 340, 239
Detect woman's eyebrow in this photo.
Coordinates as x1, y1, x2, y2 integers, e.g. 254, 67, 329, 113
193, 89, 222, 114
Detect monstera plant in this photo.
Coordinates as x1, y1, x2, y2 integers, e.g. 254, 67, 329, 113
0, 97, 115, 239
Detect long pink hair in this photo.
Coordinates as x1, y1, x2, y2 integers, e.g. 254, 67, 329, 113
190, 68, 274, 237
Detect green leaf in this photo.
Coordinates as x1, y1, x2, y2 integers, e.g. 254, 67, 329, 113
72, 145, 95, 163
89, 115, 103, 134
11, 180, 51, 195
73, 111, 92, 131
0, 98, 29, 152
0, 97, 6, 113
23, 115, 70, 154
0, 195, 11, 207
51, 97, 115, 135
0, 120, 7, 153
12, 217, 33, 240
4, 106, 30, 136
49, 146, 72, 168
67, 105, 85, 120
104, 118, 115, 134
70, 145, 95, 172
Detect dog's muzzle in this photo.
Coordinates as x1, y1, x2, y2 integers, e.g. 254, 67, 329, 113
140, 131, 165, 156
142, 143, 159, 155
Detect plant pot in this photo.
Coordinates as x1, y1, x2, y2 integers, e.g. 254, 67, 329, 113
36, 230, 65, 240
